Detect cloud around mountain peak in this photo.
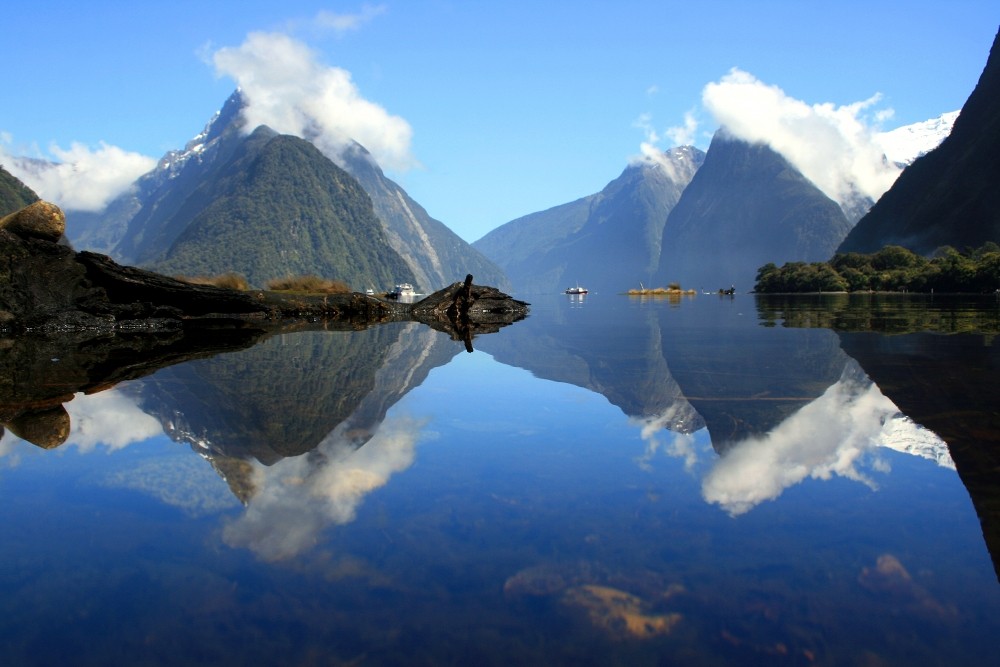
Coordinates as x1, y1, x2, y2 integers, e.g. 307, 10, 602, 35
211, 31, 417, 172
701, 68, 902, 207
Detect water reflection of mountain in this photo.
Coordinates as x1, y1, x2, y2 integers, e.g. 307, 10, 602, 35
656, 299, 850, 453
475, 298, 858, 452
756, 293, 1000, 580
474, 300, 704, 433
128, 323, 460, 498
838, 330, 1000, 581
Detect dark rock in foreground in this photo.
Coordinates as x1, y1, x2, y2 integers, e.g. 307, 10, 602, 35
1, 201, 527, 336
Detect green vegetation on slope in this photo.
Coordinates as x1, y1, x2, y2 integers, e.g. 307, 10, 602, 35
0, 166, 39, 217
149, 131, 415, 289
754, 243, 1000, 293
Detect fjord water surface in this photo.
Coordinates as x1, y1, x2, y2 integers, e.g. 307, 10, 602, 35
1, 294, 997, 665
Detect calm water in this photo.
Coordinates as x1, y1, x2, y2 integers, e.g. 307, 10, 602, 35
1, 294, 998, 666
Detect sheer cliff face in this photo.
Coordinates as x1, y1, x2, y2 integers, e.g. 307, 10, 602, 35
838, 29, 1000, 256
655, 132, 851, 292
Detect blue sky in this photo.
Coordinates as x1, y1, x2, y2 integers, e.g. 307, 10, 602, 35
2, 1, 996, 242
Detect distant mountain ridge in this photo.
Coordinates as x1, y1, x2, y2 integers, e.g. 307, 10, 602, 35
654, 132, 852, 291
839, 28, 1000, 255
474, 146, 704, 294
473, 104, 960, 296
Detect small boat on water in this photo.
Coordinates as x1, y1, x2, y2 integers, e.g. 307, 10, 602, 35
565, 284, 588, 295
389, 283, 415, 299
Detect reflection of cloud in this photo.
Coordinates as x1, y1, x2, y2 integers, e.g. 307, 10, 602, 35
100, 455, 239, 517
222, 414, 426, 561
63, 390, 163, 452
702, 366, 899, 515
632, 405, 704, 472
0, 429, 25, 462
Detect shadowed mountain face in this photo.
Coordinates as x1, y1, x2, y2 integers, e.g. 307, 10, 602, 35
474, 147, 704, 295
838, 28, 1000, 255
654, 132, 852, 293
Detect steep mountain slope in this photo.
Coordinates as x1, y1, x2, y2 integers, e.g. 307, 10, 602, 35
654, 132, 851, 292
145, 126, 414, 289
475, 146, 704, 294
71, 90, 506, 293
0, 165, 39, 217
838, 28, 1000, 255
69, 92, 248, 256
472, 195, 595, 292
340, 144, 508, 291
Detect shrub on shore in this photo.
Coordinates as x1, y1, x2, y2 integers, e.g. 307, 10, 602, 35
265, 275, 351, 294
177, 273, 250, 291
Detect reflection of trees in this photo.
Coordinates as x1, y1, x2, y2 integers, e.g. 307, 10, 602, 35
756, 293, 1000, 335
0, 326, 266, 449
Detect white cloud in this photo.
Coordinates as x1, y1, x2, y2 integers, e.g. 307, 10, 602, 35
701, 365, 898, 516
701, 68, 901, 206
313, 4, 387, 35
211, 31, 416, 171
665, 111, 699, 147
1, 139, 155, 212
222, 414, 425, 561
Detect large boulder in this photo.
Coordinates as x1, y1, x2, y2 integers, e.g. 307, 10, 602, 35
0, 201, 66, 242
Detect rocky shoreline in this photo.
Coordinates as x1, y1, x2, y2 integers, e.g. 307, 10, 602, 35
0, 201, 529, 447
1, 201, 528, 335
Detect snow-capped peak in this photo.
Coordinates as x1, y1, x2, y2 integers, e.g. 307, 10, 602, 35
874, 111, 959, 166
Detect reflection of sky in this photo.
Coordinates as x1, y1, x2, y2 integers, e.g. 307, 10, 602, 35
222, 414, 427, 561
700, 364, 950, 516
1, 389, 162, 459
